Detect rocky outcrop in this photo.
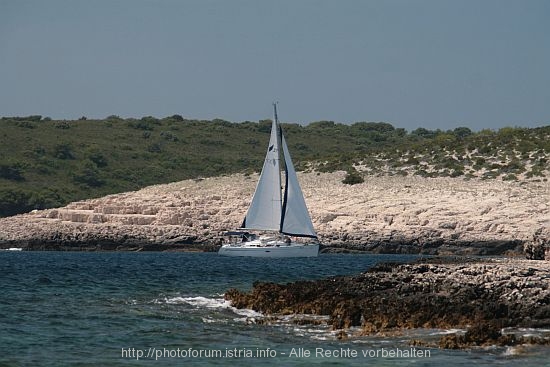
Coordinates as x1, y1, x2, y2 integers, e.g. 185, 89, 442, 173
225, 258, 550, 348
0, 172, 548, 254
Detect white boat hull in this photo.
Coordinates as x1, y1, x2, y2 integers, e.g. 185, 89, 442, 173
218, 242, 319, 258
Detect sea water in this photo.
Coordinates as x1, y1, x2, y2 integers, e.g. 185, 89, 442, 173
0, 252, 548, 366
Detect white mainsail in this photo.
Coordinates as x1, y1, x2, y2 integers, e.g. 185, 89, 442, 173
241, 104, 317, 239
241, 116, 282, 231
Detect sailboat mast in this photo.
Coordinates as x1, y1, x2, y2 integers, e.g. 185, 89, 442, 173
274, 103, 290, 235
273, 102, 284, 234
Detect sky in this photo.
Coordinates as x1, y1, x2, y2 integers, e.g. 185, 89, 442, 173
1, 0, 549, 131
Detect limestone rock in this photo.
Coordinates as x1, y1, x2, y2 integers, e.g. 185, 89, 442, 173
0, 172, 548, 253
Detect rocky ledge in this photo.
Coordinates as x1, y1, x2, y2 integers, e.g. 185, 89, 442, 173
0, 172, 548, 255
225, 257, 550, 348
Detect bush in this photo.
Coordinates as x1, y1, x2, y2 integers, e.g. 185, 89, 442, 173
342, 169, 364, 185
170, 114, 184, 122
502, 160, 525, 173
129, 120, 154, 130
0, 162, 24, 181
450, 169, 464, 177
147, 142, 163, 153
54, 144, 75, 160
0, 188, 34, 216
55, 121, 71, 129
73, 162, 104, 187
160, 131, 178, 142
88, 151, 108, 167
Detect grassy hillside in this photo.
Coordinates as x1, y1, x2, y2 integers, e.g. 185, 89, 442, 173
1, 115, 549, 217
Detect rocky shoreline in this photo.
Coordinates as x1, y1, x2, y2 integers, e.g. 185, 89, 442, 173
225, 257, 550, 349
0, 172, 548, 256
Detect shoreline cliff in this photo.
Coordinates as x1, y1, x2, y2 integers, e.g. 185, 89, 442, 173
0, 172, 548, 255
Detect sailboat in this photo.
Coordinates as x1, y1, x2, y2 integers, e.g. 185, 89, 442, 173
218, 104, 319, 257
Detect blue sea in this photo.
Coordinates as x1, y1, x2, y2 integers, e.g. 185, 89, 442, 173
0, 251, 548, 366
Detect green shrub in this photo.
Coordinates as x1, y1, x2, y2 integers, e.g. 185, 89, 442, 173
450, 169, 464, 177
0, 162, 24, 181
342, 169, 364, 185
54, 143, 75, 160
88, 151, 108, 167
73, 162, 104, 187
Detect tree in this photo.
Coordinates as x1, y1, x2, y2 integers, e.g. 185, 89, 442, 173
351, 121, 395, 133
453, 127, 473, 139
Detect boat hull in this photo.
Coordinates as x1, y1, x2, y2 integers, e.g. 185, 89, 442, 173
218, 243, 319, 258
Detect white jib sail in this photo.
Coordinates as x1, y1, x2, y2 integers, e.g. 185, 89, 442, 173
241, 117, 282, 231
280, 135, 317, 238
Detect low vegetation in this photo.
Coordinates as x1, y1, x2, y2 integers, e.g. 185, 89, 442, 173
1, 115, 548, 216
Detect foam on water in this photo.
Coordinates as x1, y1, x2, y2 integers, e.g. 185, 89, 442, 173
503, 345, 535, 356
160, 295, 264, 318
502, 327, 550, 339
428, 328, 466, 336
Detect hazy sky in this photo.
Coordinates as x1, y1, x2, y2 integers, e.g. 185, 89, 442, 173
1, 0, 549, 131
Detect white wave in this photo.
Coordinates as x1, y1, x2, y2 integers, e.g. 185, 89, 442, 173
166, 296, 222, 307
289, 325, 334, 341
428, 328, 465, 336
503, 345, 534, 356
502, 327, 550, 338
160, 296, 264, 318
232, 308, 264, 318
201, 316, 227, 324
310, 335, 331, 341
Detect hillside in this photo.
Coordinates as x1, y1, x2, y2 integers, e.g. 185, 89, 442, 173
1, 115, 549, 217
